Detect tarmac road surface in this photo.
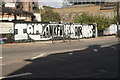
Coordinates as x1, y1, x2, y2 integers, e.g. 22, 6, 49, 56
1, 36, 119, 79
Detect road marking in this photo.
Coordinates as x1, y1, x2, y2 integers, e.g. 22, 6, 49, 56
68, 50, 73, 55
93, 49, 98, 52
0, 77, 5, 80
30, 54, 45, 60
98, 69, 107, 73
69, 52, 73, 55
111, 46, 116, 49
0, 73, 32, 79
100, 45, 110, 48
0, 57, 3, 59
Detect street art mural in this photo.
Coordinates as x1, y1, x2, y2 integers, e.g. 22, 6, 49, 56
14, 22, 96, 41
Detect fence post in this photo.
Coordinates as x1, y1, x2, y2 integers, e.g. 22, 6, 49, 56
52, 25, 54, 43
63, 23, 65, 42
69, 25, 71, 42
116, 2, 119, 37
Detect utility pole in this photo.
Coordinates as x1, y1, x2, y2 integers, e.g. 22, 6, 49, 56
52, 25, 54, 44
116, 1, 119, 37
62, 1, 65, 42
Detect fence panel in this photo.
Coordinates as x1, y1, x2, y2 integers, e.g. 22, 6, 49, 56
14, 22, 96, 42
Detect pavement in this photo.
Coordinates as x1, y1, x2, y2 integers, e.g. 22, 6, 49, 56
1, 36, 119, 79
2, 36, 117, 45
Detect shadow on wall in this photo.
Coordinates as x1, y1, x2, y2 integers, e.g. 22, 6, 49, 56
4, 44, 119, 79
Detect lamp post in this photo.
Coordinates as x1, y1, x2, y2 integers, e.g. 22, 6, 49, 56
62, 1, 65, 42
116, 1, 119, 37
62, 0, 72, 42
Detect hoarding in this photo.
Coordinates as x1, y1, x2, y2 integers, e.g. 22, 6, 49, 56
104, 24, 120, 35
0, 22, 14, 34
14, 22, 96, 41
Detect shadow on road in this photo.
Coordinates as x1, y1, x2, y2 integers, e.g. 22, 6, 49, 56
4, 44, 119, 79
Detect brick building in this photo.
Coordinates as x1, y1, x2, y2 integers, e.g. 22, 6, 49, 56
15, 0, 39, 12
52, 5, 115, 22
0, 0, 39, 21
51, 0, 119, 23
3, 0, 39, 12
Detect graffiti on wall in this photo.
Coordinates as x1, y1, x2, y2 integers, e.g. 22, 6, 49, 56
14, 23, 96, 41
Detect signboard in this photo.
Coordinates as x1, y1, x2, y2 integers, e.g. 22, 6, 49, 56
0, 22, 14, 34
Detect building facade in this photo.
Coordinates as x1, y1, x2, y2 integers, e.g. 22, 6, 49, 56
3, 0, 39, 12
52, 0, 119, 23
52, 5, 115, 23
0, 0, 39, 21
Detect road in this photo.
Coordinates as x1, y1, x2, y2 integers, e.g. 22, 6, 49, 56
1, 36, 119, 79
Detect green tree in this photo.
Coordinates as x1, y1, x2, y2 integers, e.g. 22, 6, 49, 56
40, 6, 61, 22
0, 1, 5, 7
112, 15, 120, 24
74, 13, 113, 30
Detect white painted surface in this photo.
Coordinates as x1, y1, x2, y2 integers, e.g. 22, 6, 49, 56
30, 54, 45, 60
93, 49, 98, 52
0, 57, 3, 59
100, 45, 110, 48
5, 3, 15, 7
1, 73, 32, 79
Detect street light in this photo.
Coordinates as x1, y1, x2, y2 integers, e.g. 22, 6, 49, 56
62, 1, 65, 42
62, 0, 72, 42
116, 1, 119, 37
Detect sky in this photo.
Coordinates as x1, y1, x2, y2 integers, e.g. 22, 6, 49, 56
39, 0, 64, 8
